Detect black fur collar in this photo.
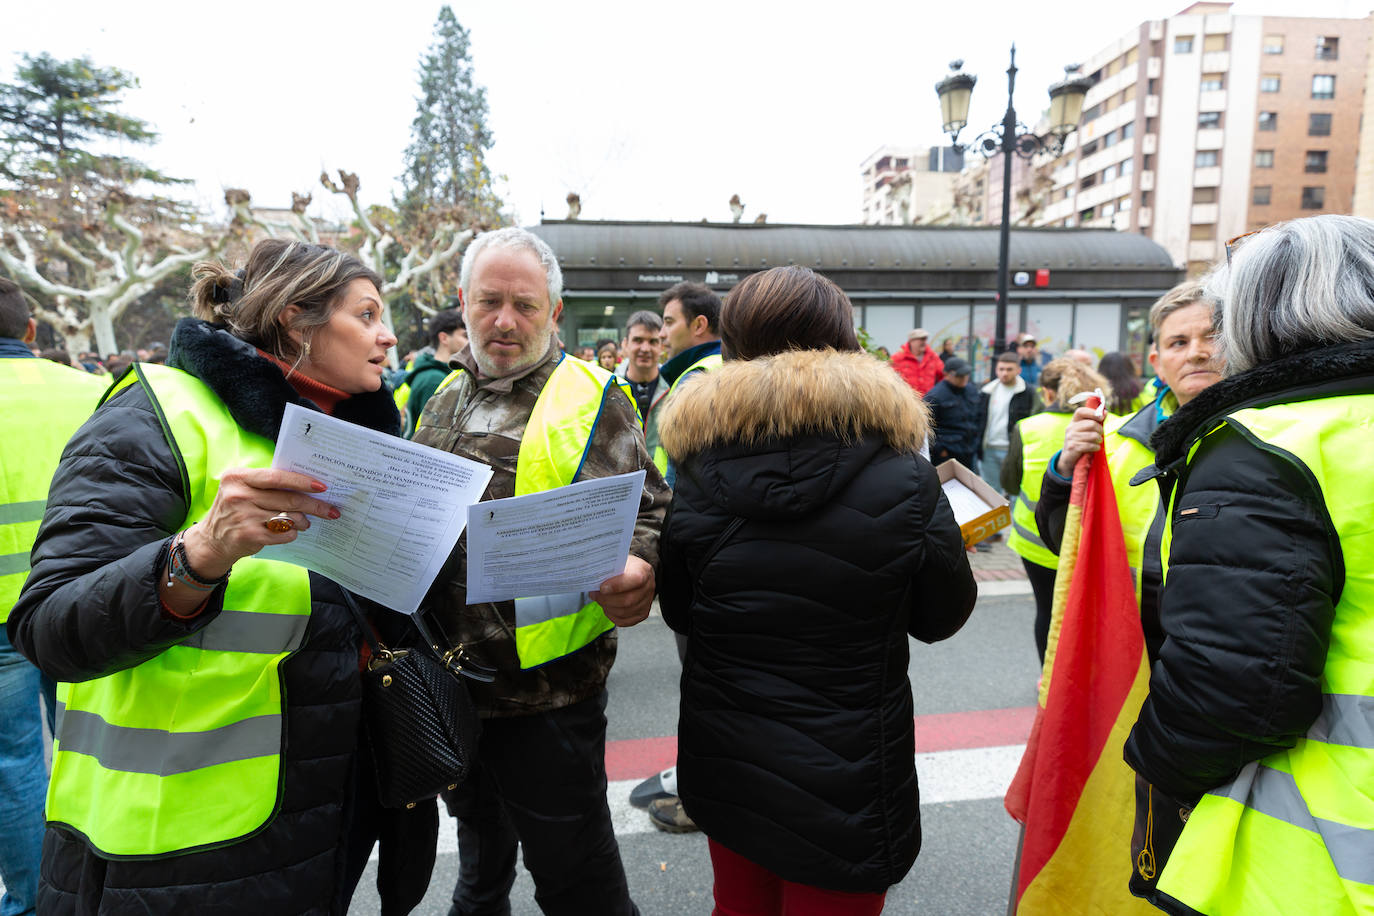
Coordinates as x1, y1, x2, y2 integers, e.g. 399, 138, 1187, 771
1150, 337, 1374, 464
167, 318, 400, 440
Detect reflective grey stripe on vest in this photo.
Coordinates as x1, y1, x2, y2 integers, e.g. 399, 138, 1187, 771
1011, 516, 1047, 549
54, 704, 280, 777
1213, 762, 1374, 886
1309, 693, 1374, 749
0, 553, 29, 577
181, 610, 310, 654
0, 499, 46, 525
1017, 492, 1039, 513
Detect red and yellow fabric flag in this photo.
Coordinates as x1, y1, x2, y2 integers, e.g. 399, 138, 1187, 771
1004, 428, 1153, 914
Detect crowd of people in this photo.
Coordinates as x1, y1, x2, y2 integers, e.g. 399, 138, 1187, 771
1, 213, 1371, 915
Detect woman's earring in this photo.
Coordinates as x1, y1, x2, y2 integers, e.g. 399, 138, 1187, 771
302, 339, 311, 358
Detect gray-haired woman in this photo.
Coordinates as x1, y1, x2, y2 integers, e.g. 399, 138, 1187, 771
1124, 214, 1374, 914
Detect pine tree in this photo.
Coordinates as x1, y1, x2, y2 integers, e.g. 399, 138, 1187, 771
0, 53, 180, 193
0, 54, 221, 354
399, 6, 501, 223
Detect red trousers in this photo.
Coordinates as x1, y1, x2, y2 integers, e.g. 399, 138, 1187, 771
708, 839, 887, 916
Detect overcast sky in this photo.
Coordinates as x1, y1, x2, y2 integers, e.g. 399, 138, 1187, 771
6, 0, 1371, 227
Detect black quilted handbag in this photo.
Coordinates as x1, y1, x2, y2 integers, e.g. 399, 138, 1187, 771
341, 590, 495, 809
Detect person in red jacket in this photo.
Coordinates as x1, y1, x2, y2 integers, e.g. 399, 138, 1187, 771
890, 328, 945, 395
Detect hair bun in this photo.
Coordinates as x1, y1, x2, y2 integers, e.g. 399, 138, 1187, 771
210, 269, 246, 305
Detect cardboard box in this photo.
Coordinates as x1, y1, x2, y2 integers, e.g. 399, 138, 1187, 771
935, 459, 1011, 547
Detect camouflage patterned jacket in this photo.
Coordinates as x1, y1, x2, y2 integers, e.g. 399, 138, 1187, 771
413, 339, 670, 717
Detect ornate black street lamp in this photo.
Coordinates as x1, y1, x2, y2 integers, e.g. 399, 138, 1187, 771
935, 47, 1090, 365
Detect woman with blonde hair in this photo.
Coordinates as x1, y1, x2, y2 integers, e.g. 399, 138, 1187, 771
655, 265, 976, 914
9, 239, 419, 912
1002, 357, 1111, 663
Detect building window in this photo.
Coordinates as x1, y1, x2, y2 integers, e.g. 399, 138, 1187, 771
1119, 196, 1133, 211
1200, 73, 1225, 91
1081, 206, 1096, 221
1263, 34, 1284, 54
1260, 74, 1281, 93
1309, 113, 1333, 136
1195, 150, 1219, 168
1175, 36, 1195, 53
1253, 186, 1272, 205
1306, 150, 1329, 173
1203, 34, 1229, 53
1255, 149, 1275, 168
1119, 157, 1135, 177
1258, 111, 1278, 131
1102, 163, 1117, 181
1121, 121, 1135, 141
1082, 103, 1103, 123
1081, 139, 1100, 157
1193, 187, 1218, 204
1302, 186, 1325, 209
1315, 36, 1338, 60
1123, 84, 1137, 103
1198, 111, 1223, 129
1080, 173, 1098, 190
1101, 201, 1116, 218
1312, 75, 1336, 99
1190, 224, 1217, 240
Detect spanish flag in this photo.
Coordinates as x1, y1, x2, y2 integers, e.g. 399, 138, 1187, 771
1003, 428, 1153, 914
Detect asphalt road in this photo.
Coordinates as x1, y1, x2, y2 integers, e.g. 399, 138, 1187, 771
350, 589, 1041, 915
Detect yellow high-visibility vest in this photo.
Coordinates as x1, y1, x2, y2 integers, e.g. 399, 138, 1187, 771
1154, 395, 1374, 914
1006, 411, 1074, 569
47, 363, 312, 857
648, 352, 722, 475
1, 357, 107, 621
435, 355, 640, 668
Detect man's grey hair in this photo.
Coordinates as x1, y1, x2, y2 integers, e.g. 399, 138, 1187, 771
459, 227, 563, 308
1205, 214, 1374, 375
626, 310, 663, 334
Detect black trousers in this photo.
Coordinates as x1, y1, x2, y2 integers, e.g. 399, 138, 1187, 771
442, 690, 637, 916
1024, 558, 1058, 665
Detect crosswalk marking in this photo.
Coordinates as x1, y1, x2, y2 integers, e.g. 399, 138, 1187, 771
397, 742, 1026, 860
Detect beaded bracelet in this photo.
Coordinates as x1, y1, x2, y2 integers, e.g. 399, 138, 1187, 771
165, 530, 229, 592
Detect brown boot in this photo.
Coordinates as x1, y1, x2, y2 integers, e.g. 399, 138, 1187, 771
647, 796, 699, 834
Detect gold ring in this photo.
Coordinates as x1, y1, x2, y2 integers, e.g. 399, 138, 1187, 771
264, 513, 296, 533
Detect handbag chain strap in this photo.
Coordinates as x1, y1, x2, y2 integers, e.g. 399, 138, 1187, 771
338, 589, 496, 684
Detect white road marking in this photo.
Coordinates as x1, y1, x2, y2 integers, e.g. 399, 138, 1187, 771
400, 743, 1026, 860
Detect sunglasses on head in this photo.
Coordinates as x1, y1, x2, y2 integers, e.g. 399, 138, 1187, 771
1225, 228, 1265, 267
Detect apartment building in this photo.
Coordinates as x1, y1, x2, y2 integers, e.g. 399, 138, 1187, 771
860, 145, 964, 224
1034, 2, 1367, 275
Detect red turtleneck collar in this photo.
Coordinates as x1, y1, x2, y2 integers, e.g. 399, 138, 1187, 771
256, 350, 348, 416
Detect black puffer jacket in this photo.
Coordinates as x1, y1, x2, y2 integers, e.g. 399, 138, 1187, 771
657, 349, 978, 893
8, 319, 404, 915
1124, 339, 1374, 805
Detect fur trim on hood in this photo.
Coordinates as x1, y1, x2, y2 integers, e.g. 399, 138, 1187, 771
659, 349, 930, 460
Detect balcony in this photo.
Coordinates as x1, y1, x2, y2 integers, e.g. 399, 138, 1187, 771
1198, 90, 1227, 112
1196, 128, 1225, 151
1147, 56, 1162, 78
1189, 240, 1220, 262
1193, 166, 1222, 187
1138, 206, 1152, 227
1142, 133, 1158, 155
1144, 95, 1161, 117
1192, 203, 1220, 224
1140, 170, 1155, 191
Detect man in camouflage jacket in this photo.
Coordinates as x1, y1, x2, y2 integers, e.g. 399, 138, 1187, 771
413, 227, 667, 916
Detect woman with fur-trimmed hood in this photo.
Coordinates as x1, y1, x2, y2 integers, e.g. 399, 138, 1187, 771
656, 266, 978, 913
